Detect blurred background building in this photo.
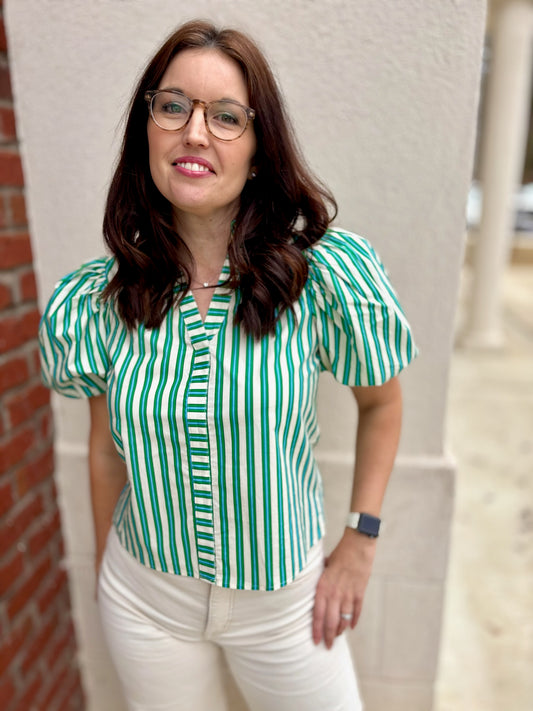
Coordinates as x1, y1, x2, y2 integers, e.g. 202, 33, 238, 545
465, 0, 533, 347
435, 2, 533, 710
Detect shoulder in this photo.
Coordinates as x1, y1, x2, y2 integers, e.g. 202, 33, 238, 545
304, 228, 418, 385
49, 256, 114, 301
39, 256, 114, 398
306, 227, 379, 266
43, 256, 115, 317
305, 227, 389, 297
307, 227, 376, 262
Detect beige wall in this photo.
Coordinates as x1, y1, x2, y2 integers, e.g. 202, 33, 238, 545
6, 1, 486, 709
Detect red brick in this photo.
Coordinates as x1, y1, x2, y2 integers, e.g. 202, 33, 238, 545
0, 426, 34, 473
0, 356, 30, 395
0, 315, 24, 352
0, 280, 11, 307
0, 675, 16, 708
0, 615, 33, 676
14, 670, 42, 709
0, 18, 7, 54
7, 554, 52, 618
38, 567, 67, 615
19, 270, 36, 301
0, 494, 43, 557
28, 509, 60, 557
0, 479, 13, 516
0, 66, 12, 101
0, 232, 33, 268
29, 345, 41, 375
0, 151, 23, 186
40, 663, 69, 710
9, 193, 26, 226
0, 549, 24, 595
23, 308, 40, 337
16, 446, 54, 495
0, 307, 40, 353
7, 382, 50, 428
21, 614, 56, 675
0, 107, 16, 141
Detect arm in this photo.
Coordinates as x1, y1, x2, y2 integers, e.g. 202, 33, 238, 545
312, 376, 403, 648
88, 394, 128, 577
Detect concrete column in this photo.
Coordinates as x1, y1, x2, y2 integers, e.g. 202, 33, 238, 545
465, 0, 533, 348
5, 1, 486, 709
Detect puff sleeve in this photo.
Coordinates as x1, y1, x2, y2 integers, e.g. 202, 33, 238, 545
39, 257, 114, 398
306, 229, 417, 386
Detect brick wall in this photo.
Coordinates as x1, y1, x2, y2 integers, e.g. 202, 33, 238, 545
0, 4, 84, 710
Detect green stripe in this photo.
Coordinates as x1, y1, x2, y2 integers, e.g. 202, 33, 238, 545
260, 335, 272, 589
124, 326, 155, 567
230, 326, 244, 587
245, 336, 259, 589
152, 315, 180, 573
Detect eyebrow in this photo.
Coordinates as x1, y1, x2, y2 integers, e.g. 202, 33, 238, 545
158, 87, 186, 94
158, 88, 243, 104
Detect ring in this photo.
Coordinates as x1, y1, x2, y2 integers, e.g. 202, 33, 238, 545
340, 613, 352, 621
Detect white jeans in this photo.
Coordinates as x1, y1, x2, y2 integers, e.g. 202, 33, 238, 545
98, 526, 363, 711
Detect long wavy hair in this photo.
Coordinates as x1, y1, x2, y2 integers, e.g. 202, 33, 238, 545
102, 19, 337, 338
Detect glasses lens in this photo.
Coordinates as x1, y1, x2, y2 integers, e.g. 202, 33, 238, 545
207, 101, 248, 140
151, 92, 191, 130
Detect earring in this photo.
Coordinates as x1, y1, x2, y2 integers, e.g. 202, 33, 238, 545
249, 170, 257, 179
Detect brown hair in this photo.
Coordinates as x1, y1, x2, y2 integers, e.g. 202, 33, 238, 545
102, 19, 337, 338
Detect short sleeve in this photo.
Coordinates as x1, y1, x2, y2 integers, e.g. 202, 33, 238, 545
306, 229, 417, 386
39, 257, 114, 398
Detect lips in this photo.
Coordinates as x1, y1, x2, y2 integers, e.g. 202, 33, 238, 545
172, 155, 215, 175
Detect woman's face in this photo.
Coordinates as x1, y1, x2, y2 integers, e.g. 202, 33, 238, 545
147, 48, 257, 228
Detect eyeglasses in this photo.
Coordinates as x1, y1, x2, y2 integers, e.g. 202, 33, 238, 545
145, 89, 255, 141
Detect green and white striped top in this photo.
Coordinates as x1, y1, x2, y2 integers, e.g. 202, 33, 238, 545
39, 228, 416, 591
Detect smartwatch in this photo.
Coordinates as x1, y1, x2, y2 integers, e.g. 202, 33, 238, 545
346, 512, 381, 538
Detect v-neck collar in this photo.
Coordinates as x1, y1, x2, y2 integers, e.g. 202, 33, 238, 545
179, 258, 233, 345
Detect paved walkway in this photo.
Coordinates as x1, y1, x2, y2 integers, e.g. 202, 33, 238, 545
434, 263, 533, 711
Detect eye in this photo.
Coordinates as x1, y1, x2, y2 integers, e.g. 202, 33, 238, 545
162, 101, 187, 115
209, 103, 247, 131
213, 111, 239, 125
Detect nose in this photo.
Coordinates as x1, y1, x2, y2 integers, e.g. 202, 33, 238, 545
182, 105, 210, 146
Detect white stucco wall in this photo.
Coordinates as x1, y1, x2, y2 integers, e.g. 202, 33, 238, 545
6, 1, 486, 710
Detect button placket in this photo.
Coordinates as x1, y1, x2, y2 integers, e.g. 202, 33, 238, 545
180, 289, 233, 583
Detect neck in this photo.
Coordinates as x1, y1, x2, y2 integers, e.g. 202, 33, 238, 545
174, 208, 235, 260
174, 213, 234, 287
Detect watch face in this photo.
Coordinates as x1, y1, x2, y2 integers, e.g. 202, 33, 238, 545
358, 513, 381, 537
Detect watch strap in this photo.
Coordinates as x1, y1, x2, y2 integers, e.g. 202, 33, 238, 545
346, 512, 381, 538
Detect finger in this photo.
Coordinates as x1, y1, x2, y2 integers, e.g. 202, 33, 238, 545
350, 599, 363, 629
312, 590, 327, 645
338, 610, 354, 634
324, 599, 341, 649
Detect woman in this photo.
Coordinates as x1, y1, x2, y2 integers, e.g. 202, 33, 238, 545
39, 19, 416, 711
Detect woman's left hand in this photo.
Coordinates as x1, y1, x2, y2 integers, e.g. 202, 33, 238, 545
312, 530, 377, 648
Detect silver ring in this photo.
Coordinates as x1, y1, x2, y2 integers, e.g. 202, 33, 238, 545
340, 613, 352, 621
